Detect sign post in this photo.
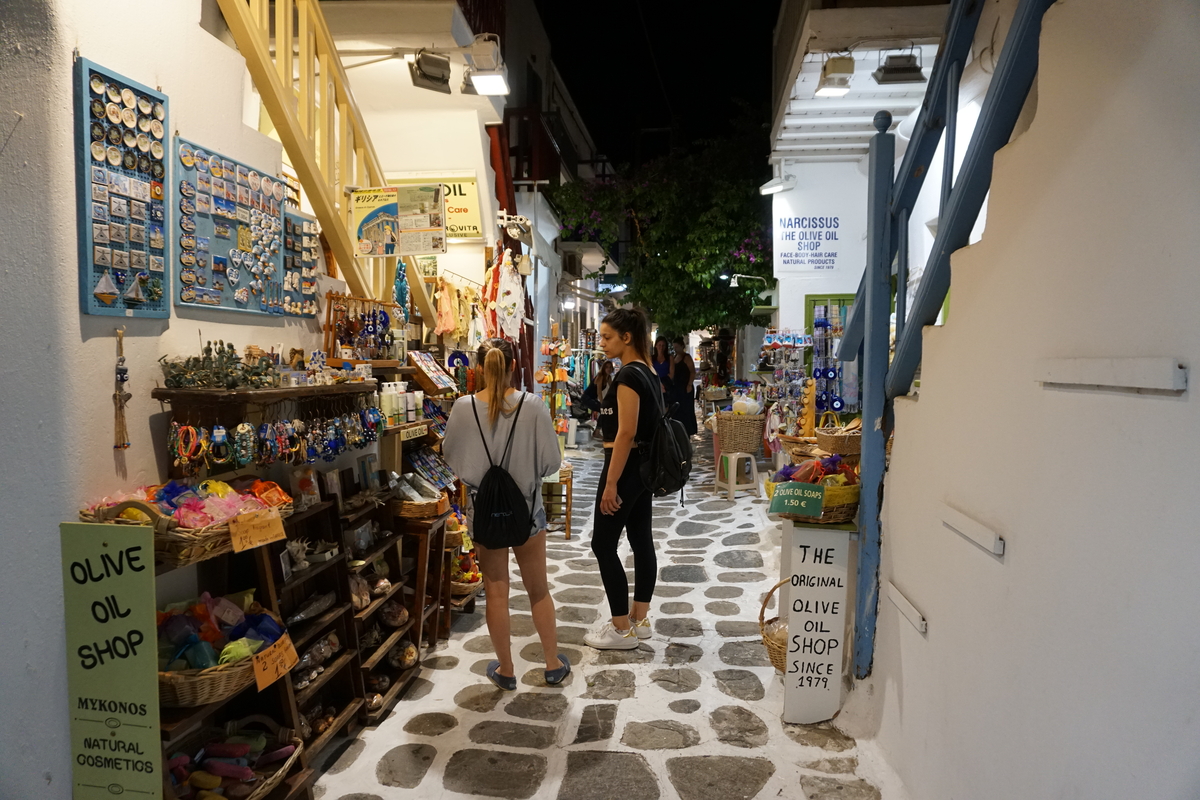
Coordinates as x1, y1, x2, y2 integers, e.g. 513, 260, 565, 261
60, 523, 161, 798
782, 519, 854, 724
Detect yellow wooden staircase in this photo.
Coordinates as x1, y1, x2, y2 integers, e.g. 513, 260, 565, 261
215, 0, 435, 319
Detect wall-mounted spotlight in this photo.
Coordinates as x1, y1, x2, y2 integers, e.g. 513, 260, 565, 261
409, 50, 451, 94
816, 55, 854, 98
497, 210, 532, 245
872, 53, 926, 85
759, 174, 796, 195
730, 274, 771, 289
463, 65, 510, 96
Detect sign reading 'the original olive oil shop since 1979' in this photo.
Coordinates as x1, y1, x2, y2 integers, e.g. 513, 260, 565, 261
60, 523, 161, 798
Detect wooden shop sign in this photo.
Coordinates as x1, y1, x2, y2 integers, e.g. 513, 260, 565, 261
60, 523, 161, 799
253, 633, 299, 691
400, 422, 429, 442
230, 508, 286, 552
769, 482, 825, 517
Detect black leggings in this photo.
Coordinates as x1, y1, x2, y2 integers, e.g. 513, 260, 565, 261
592, 448, 656, 617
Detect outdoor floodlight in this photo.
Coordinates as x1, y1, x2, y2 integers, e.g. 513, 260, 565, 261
872, 53, 926, 85
816, 56, 854, 97
409, 50, 452, 94
467, 66, 511, 96
759, 175, 796, 195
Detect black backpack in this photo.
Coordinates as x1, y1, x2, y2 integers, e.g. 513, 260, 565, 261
630, 364, 693, 500
470, 393, 533, 549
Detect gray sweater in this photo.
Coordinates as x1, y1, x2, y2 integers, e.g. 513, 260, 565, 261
442, 391, 562, 536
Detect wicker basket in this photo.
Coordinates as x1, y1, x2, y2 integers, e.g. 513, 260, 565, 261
760, 579, 791, 673
814, 427, 862, 455
159, 658, 256, 708
80, 498, 294, 569
393, 491, 450, 519
451, 580, 483, 596
174, 721, 303, 800
717, 412, 766, 456
764, 480, 860, 525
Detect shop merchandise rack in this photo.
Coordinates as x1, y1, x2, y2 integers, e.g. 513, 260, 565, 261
322, 291, 406, 369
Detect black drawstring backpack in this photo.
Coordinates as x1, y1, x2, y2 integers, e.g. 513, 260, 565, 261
630, 364, 693, 502
470, 393, 533, 549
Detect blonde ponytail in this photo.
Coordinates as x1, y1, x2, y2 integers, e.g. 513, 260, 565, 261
477, 338, 517, 425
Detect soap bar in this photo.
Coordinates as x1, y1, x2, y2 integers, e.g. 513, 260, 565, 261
188, 770, 222, 790
205, 742, 252, 758
205, 756, 249, 768
255, 744, 295, 768
226, 784, 255, 800
205, 760, 255, 781
225, 733, 268, 751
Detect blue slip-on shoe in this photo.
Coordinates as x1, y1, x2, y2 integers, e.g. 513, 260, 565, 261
544, 654, 571, 686
486, 660, 517, 691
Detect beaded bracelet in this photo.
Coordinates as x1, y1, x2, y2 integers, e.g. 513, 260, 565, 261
208, 425, 235, 466
234, 422, 256, 466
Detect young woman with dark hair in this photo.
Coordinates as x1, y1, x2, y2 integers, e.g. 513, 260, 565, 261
584, 308, 663, 649
652, 336, 673, 394
443, 338, 570, 688
669, 336, 699, 436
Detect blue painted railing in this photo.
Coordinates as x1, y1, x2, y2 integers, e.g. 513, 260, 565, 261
846, 0, 1057, 679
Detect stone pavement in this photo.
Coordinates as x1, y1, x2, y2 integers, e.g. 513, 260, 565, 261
314, 431, 904, 800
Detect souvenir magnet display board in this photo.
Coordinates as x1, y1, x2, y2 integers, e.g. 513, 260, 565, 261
173, 137, 289, 315
74, 58, 170, 318
283, 209, 319, 317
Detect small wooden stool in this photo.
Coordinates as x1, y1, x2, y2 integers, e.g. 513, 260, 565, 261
714, 452, 759, 501
541, 471, 574, 540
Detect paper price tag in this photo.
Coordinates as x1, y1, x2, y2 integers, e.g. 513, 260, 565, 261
253, 632, 299, 691
769, 483, 826, 517
229, 508, 286, 552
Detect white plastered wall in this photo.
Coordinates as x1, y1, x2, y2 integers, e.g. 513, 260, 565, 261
0, 2, 355, 794
837, 1, 1200, 798
772, 161, 868, 331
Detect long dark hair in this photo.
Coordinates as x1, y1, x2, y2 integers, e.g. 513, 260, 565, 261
476, 338, 517, 426
602, 308, 651, 364
654, 336, 670, 362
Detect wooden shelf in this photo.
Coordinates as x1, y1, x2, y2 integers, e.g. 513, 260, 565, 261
159, 691, 247, 749
360, 619, 416, 671
274, 767, 316, 800
294, 648, 358, 708
151, 383, 378, 404
355, 578, 408, 622
281, 552, 345, 593
284, 500, 334, 528
305, 698, 364, 761
451, 582, 484, 610
365, 665, 420, 723
340, 489, 396, 526
291, 602, 352, 652
328, 358, 400, 369
349, 533, 402, 574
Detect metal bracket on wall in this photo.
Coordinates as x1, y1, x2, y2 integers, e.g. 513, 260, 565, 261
1036, 357, 1188, 395
941, 502, 1005, 556
887, 581, 927, 633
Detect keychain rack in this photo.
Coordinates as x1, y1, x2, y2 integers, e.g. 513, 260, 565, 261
323, 291, 405, 368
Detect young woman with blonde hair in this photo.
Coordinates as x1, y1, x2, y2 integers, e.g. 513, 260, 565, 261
443, 338, 569, 688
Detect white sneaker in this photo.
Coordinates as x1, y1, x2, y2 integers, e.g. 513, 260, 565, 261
584, 622, 639, 650
628, 618, 652, 640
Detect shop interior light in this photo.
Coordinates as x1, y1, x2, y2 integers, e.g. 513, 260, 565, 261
409, 50, 451, 94
815, 55, 855, 98
872, 53, 926, 85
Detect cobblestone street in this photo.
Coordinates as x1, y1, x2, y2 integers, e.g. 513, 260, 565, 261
314, 433, 904, 800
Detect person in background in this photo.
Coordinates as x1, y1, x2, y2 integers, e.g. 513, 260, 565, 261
584, 309, 662, 650
669, 336, 699, 436
580, 359, 614, 413
652, 337, 673, 395
443, 338, 570, 689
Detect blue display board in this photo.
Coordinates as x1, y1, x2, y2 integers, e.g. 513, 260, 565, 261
282, 209, 320, 317
172, 137, 291, 316
75, 58, 171, 318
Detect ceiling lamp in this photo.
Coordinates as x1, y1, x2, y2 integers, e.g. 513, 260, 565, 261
872, 53, 926, 85
409, 50, 451, 94
815, 56, 854, 98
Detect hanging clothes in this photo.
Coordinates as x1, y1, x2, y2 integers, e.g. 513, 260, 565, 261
454, 286, 475, 342
433, 278, 458, 337
496, 251, 524, 341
